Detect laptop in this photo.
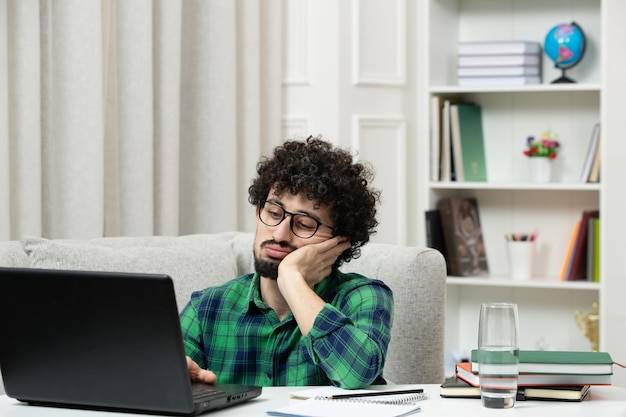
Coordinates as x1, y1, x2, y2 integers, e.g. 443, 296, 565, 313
0, 267, 262, 415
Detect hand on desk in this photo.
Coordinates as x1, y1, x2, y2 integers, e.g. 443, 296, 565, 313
186, 356, 216, 384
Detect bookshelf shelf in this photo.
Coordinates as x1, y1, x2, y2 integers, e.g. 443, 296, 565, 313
430, 83, 601, 95
446, 276, 600, 291
428, 182, 601, 192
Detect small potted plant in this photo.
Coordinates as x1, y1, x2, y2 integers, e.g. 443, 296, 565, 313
524, 130, 560, 159
524, 130, 560, 182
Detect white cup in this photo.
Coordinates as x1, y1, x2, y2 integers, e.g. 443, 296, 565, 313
507, 241, 534, 280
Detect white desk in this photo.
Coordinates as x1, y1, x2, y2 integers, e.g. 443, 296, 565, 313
1, 384, 625, 416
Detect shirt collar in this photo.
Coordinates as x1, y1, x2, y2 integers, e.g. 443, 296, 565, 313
245, 272, 265, 312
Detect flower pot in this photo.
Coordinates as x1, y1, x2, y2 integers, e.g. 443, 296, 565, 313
529, 157, 552, 183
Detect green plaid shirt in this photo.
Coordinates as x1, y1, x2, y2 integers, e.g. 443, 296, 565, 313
179, 270, 393, 389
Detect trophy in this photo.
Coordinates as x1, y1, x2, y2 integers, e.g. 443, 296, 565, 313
575, 302, 599, 351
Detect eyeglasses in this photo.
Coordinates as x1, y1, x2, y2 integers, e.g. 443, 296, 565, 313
258, 200, 335, 239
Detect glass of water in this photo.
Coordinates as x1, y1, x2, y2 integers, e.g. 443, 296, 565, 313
478, 302, 519, 409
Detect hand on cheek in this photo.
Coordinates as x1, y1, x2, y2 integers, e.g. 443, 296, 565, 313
278, 236, 351, 288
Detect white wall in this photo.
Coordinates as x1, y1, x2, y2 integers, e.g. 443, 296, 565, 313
281, 0, 415, 246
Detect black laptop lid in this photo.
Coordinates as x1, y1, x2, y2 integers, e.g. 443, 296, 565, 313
0, 267, 196, 414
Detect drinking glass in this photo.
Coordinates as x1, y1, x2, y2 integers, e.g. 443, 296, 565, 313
478, 302, 519, 409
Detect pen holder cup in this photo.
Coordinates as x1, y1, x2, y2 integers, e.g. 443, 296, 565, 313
507, 241, 535, 280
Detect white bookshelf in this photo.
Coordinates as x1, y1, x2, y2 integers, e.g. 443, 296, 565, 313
416, 0, 609, 374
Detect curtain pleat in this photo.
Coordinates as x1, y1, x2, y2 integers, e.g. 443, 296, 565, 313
0, 0, 10, 239
180, 0, 238, 234
4, 0, 42, 239
0, 0, 281, 241
43, 0, 105, 238
153, 0, 182, 236
113, 0, 155, 236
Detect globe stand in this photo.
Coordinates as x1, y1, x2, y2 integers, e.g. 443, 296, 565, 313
551, 67, 576, 84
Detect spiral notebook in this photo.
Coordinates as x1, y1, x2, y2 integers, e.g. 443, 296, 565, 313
267, 387, 426, 417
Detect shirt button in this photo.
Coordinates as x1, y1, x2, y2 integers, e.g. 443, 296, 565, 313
267, 372, 272, 379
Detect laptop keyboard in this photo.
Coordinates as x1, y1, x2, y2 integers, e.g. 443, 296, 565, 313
191, 384, 226, 401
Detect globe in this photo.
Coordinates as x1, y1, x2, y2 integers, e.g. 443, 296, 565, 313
544, 22, 586, 83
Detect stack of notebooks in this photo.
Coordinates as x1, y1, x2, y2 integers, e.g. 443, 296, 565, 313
442, 350, 616, 402
457, 41, 542, 86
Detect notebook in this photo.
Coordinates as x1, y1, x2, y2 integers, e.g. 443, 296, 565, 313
267, 387, 426, 417
0, 267, 262, 416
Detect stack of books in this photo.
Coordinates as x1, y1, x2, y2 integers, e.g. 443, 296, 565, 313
442, 350, 615, 402
457, 41, 542, 86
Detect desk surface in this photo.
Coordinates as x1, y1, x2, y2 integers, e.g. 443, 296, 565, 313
1, 384, 625, 416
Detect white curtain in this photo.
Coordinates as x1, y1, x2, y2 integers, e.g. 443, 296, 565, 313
0, 0, 282, 240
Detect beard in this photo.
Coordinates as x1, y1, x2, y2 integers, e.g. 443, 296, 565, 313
254, 239, 296, 280
254, 256, 279, 280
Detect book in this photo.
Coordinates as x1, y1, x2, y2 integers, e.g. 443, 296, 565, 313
593, 218, 600, 282
440, 375, 481, 398
458, 41, 541, 56
437, 197, 488, 276
457, 66, 540, 77
470, 349, 615, 375
440, 375, 591, 402
424, 209, 449, 272
559, 221, 580, 281
580, 123, 601, 182
450, 103, 487, 181
588, 128, 602, 183
456, 361, 612, 387
568, 210, 600, 281
440, 99, 453, 182
458, 76, 541, 86
270, 387, 426, 417
563, 222, 580, 281
449, 104, 465, 181
587, 216, 596, 281
458, 54, 541, 67
430, 95, 443, 181
520, 384, 590, 402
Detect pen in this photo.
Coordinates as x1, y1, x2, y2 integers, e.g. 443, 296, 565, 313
323, 388, 424, 400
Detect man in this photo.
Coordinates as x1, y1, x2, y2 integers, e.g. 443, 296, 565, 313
180, 136, 393, 389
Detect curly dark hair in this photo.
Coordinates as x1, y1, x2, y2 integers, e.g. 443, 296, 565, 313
248, 135, 380, 266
